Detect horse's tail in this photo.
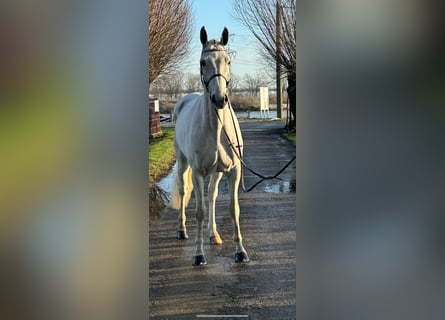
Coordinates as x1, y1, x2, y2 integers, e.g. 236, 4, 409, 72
169, 167, 193, 210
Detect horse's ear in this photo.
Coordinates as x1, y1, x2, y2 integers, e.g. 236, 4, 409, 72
221, 27, 229, 46
200, 26, 208, 46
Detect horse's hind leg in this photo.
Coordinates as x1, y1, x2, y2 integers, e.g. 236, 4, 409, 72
176, 154, 190, 239
208, 172, 223, 245
227, 167, 249, 263
191, 170, 207, 266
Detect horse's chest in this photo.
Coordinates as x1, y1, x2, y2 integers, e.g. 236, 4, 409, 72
196, 146, 233, 174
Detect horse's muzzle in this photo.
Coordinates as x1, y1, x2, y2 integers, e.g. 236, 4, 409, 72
211, 94, 228, 109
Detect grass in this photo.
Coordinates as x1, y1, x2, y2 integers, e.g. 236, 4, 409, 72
149, 127, 176, 186
149, 128, 176, 221
282, 131, 296, 146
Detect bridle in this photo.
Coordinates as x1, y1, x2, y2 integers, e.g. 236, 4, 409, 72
200, 48, 231, 91
201, 73, 230, 92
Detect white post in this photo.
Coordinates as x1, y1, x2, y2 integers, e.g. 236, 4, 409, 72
259, 87, 269, 119
154, 99, 159, 113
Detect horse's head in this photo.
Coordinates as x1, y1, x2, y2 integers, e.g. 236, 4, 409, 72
200, 26, 231, 109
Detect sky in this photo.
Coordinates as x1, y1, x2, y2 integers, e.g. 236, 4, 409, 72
181, 0, 267, 77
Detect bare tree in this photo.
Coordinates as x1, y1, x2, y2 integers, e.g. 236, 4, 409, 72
233, 0, 296, 128
149, 80, 163, 98
154, 73, 184, 98
228, 73, 240, 94
149, 0, 193, 84
167, 73, 184, 98
233, 0, 295, 74
242, 72, 273, 96
184, 73, 201, 93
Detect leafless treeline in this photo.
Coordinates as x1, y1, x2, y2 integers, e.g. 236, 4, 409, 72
150, 72, 274, 98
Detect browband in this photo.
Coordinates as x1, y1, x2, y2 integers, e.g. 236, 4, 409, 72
201, 49, 227, 53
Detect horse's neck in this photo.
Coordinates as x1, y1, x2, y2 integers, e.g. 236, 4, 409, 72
201, 94, 241, 165
202, 94, 225, 137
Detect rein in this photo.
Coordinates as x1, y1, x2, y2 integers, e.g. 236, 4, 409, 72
202, 46, 295, 192
213, 100, 296, 192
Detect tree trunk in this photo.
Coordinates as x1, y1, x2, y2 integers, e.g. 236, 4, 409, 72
287, 72, 296, 130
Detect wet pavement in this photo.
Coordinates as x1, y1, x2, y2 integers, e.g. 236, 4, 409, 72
149, 121, 296, 319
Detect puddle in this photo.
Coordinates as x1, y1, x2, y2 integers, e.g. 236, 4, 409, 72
263, 180, 290, 193
262, 179, 296, 193
154, 162, 295, 195
149, 184, 168, 222
156, 163, 177, 194
150, 164, 177, 222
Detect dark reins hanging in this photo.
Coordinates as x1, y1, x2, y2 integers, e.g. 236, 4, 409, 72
213, 101, 296, 192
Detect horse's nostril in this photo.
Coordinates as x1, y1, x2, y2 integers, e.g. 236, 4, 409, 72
224, 95, 228, 103
211, 95, 216, 103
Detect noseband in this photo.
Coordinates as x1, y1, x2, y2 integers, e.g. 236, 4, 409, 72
201, 73, 230, 91
200, 48, 230, 91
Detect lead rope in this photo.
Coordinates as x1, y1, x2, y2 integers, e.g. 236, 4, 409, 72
214, 100, 296, 192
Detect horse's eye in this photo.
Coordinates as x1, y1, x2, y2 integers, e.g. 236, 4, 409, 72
200, 61, 206, 67
228, 60, 231, 65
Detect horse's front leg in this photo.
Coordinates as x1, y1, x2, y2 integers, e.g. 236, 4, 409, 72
208, 172, 223, 245
227, 166, 249, 263
192, 170, 207, 266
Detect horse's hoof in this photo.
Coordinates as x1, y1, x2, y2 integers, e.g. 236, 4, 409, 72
210, 236, 223, 245
192, 255, 207, 266
177, 230, 188, 239
235, 252, 249, 263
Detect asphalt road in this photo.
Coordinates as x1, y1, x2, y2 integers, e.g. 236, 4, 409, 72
149, 121, 296, 319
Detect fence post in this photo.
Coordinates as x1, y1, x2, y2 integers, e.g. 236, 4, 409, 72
149, 99, 162, 139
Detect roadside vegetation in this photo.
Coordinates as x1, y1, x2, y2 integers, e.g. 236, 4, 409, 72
149, 127, 176, 185
156, 93, 286, 114
149, 127, 176, 221
283, 131, 296, 146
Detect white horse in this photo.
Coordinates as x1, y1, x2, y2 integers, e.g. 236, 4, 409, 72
170, 26, 249, 266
